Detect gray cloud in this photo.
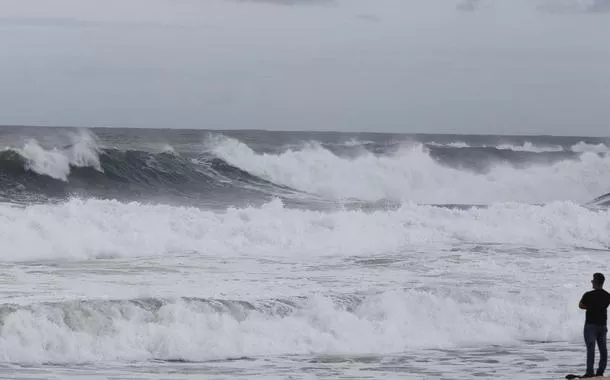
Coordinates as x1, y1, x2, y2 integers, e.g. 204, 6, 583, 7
0, 17, 99, 28
0, 16, 192, 30
590, 0, 610, 11
536, 0, 610, 13
233, 0, 334, 4
461, 0, 610, 13
456, 0, 480, 12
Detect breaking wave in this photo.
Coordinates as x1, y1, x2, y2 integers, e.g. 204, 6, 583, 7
1, 198, 608, 261
210, 135, 610, 205
1, 129, 609, 206
0, 290, 586, 364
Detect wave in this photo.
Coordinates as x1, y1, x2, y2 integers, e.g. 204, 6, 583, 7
0, 289, 586, 364
589, 192, 610, 207
210, 135, 610, 204
2, 130, 609, 206
3, 129, 103, 181
0, 133, 302, 207
427, 140, 609, 154
1, 198, 608, 262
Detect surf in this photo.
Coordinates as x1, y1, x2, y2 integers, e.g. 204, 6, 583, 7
1, 198, 608, 262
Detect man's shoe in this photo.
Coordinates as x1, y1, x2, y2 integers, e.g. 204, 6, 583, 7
581, 374, 596, 378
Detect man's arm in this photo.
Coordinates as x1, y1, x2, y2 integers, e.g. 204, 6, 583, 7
580, 294, 588, 310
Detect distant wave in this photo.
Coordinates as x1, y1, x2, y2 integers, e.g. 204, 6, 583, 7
210, 134, 610, 205
427, 140, 609, 154
0, 137, 302, 207
1, 129, 609, 206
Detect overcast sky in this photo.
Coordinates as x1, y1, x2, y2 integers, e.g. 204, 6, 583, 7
0, 0, 609, 135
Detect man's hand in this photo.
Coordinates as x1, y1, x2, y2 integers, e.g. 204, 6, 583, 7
579, 302, 587, 310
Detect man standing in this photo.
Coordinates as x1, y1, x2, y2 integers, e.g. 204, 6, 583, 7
579, 273, 610, 378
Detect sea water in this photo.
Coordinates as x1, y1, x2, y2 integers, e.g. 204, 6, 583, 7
0, 126, 609, 379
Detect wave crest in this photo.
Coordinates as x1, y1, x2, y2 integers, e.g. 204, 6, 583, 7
1, 198, 608, 262
0, 289, 584, 364
210, 134, 610, 204
1, 130, 609, 206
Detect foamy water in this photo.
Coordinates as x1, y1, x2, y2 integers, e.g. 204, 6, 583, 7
1, 127, 609, 379
3, 129, 103, 181
0, 207, 606, 379
210, 135, 610, 204
1, 199, 608, 261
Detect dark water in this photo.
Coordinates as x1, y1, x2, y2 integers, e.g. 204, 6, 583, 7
1, 125, 608, 207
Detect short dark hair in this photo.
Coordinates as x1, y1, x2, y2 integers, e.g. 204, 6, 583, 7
593, 273, 605, 285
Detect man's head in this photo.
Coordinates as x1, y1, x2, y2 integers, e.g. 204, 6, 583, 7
592, 273, 605, 289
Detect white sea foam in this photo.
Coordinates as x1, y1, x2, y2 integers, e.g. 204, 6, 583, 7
428, 141, 565, 152
5, 129, 102, 181
570, 141, 610, 153
209, 135, 610, 204
496, 142, 564, 152
160, 144, 177, 154
428, 141, 472, 149
427, 140, 609, 154
0, 198, 608, 262
0, 196, 603, 365
0, 286, 585, 364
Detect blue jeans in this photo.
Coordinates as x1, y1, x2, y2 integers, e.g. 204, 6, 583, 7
584, 323, 608, 375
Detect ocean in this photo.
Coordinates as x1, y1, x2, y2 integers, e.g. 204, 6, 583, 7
0, 125, 609, 380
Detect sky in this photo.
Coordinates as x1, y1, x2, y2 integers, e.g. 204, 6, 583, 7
0, 0, 609, 136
